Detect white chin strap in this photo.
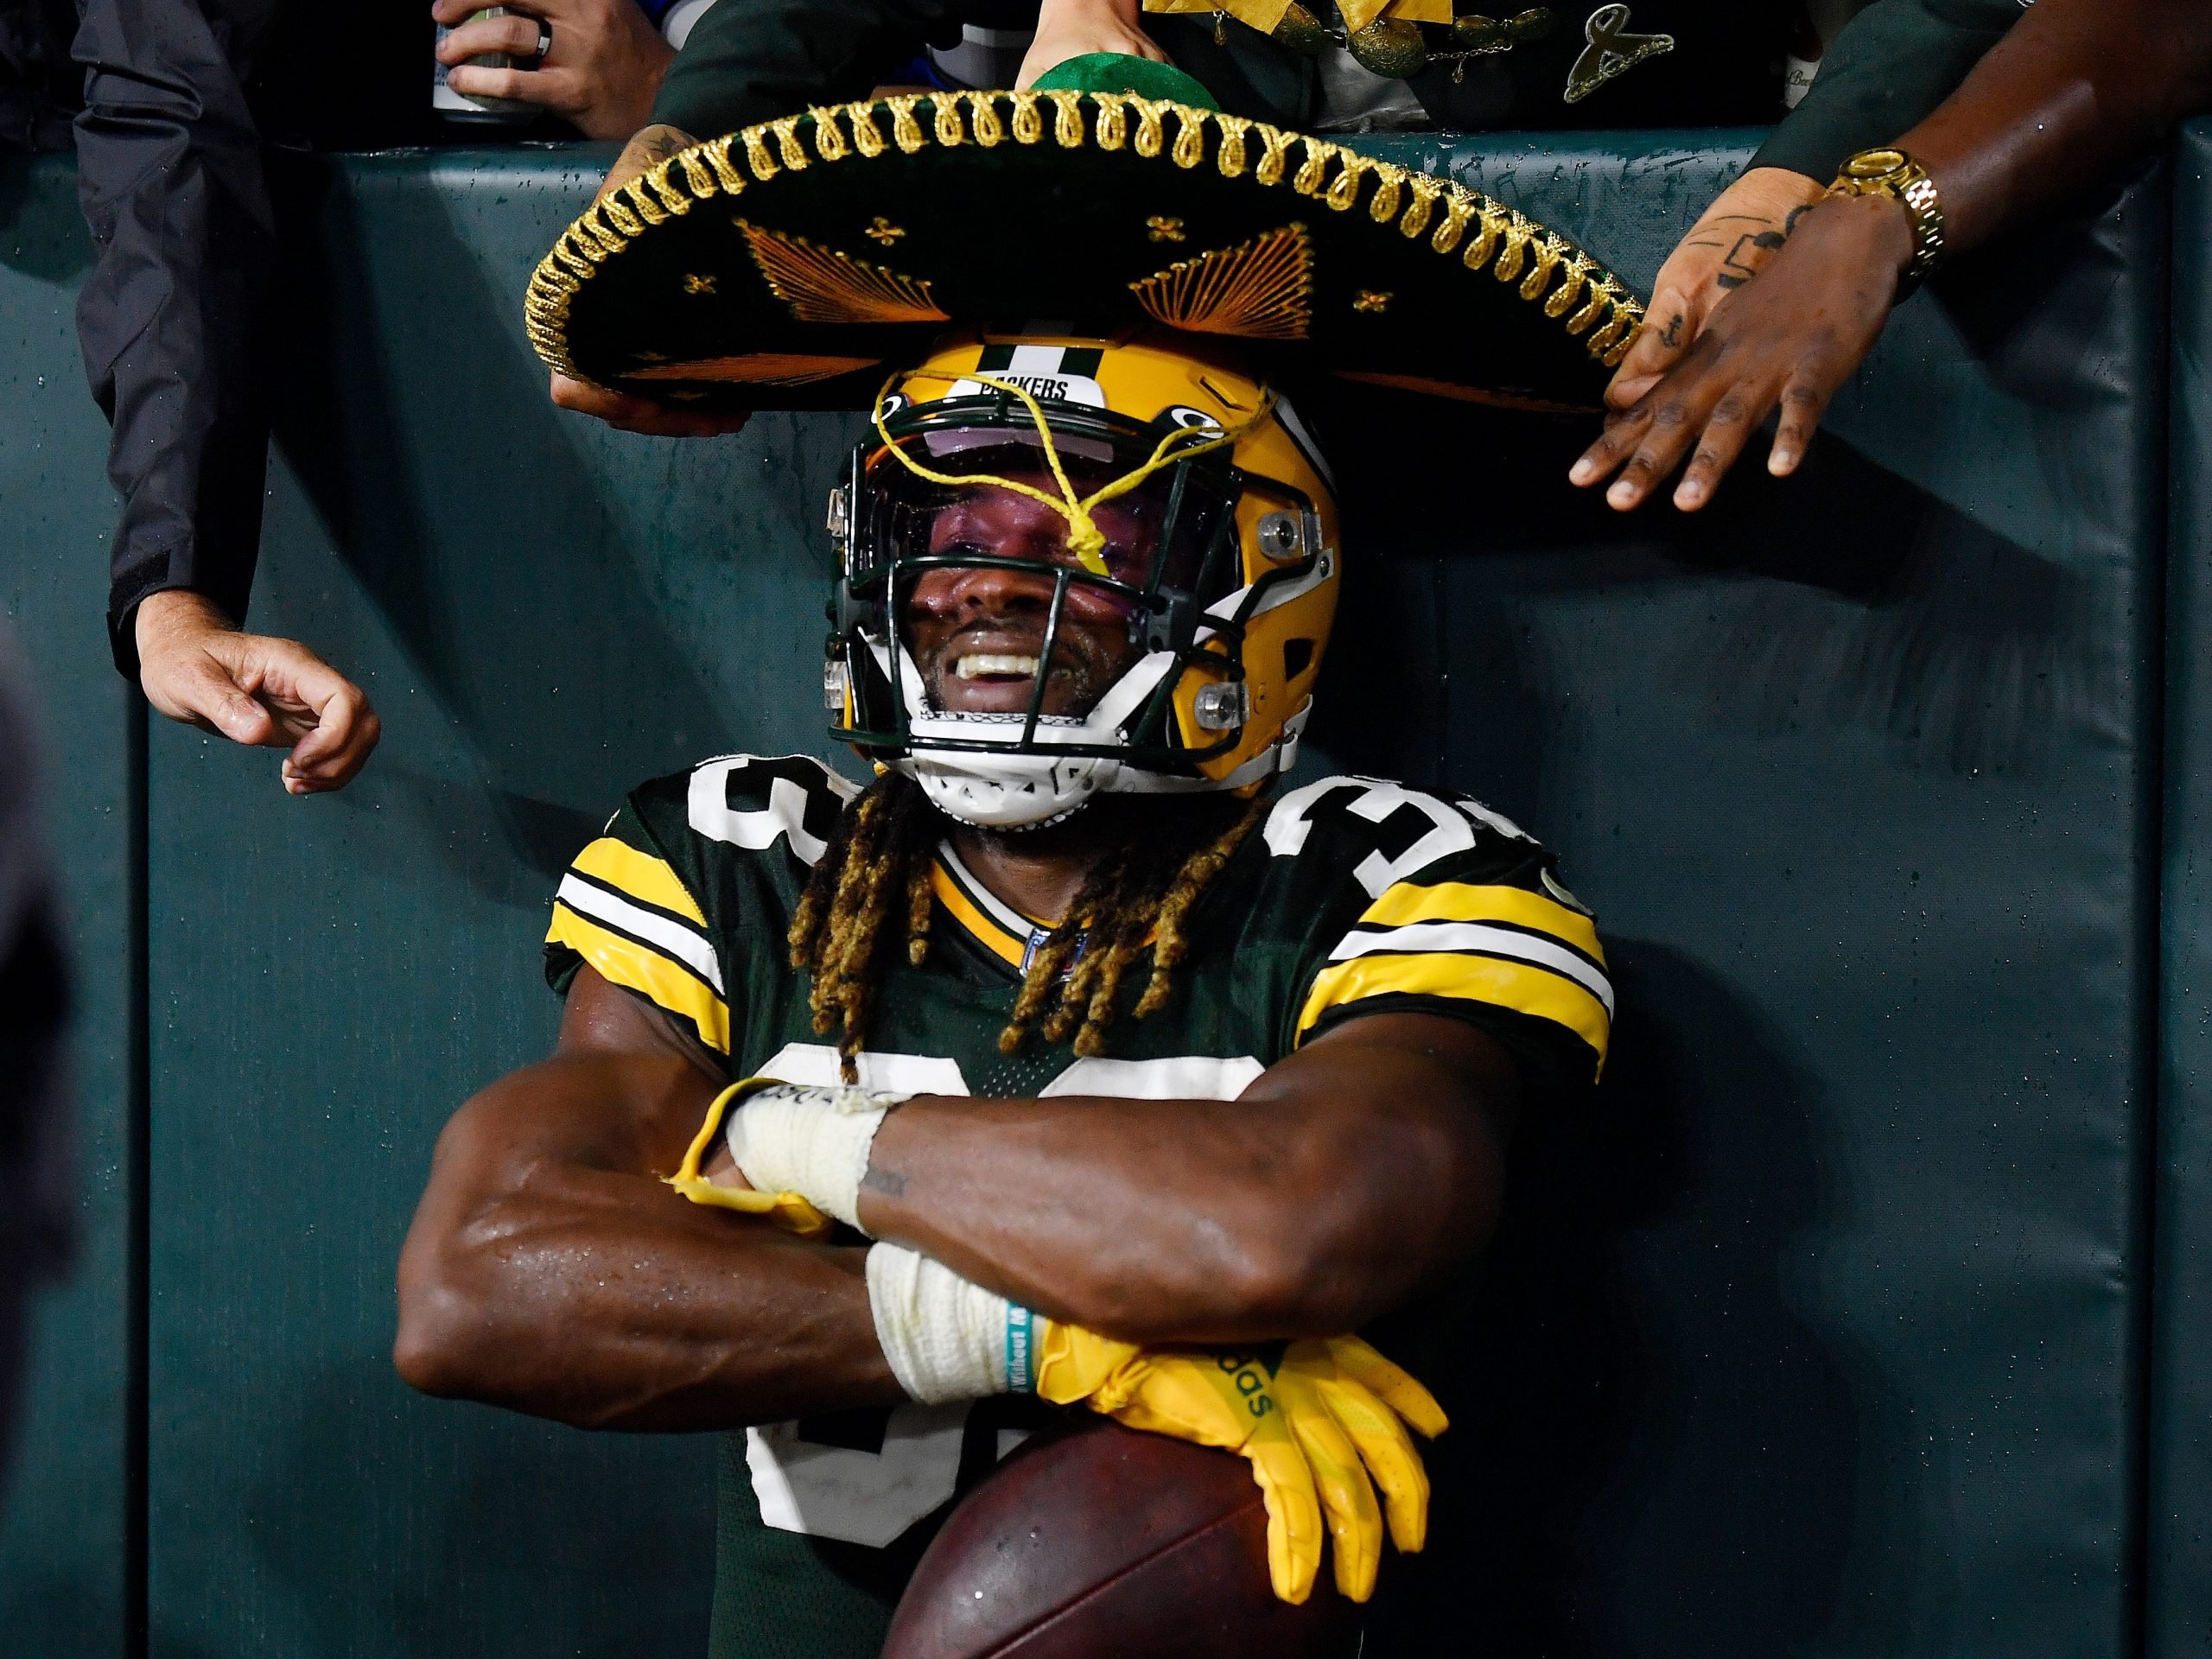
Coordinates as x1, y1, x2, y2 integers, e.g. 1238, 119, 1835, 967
908, 747, 1118, 830
872, 639, 1307, 830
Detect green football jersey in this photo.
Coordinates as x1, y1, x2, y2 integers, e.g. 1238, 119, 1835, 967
543, 752, 1610, 1659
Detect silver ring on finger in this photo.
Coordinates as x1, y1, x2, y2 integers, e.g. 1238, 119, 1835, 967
524, 16, 553, 70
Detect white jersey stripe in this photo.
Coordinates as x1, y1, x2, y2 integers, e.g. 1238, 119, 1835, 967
936, 840, 1039, 938
1328, 920, 1613, 1015
556, 874, 726, 994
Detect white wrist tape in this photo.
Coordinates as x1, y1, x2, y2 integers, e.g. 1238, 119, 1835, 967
865, 1243, 1039, 1404
725, 1082, 904, 1232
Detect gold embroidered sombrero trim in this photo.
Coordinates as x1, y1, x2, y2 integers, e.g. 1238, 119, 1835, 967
523, 90, 1644, 386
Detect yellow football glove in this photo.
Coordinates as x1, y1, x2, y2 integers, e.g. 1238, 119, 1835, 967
1034, 1323, 1446, 1605
664, 1078, 835, 1239
1274, 1335, 1448, 1601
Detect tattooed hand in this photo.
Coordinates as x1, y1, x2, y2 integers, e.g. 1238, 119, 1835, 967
1605, 166, 1827, 410
1571, 188, 1915, 512
549, 125, 757, 437
594, 121, 694, 201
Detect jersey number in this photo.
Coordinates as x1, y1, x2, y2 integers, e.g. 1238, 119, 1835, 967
1265, 777, 1478, 898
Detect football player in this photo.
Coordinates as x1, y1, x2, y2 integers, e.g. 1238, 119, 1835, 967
395, 329, 1611, 1656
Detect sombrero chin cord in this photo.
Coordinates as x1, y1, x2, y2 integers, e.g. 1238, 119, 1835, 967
869, 371, 1274, 577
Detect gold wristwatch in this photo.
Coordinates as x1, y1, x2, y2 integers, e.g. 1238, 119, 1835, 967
1827, 147, 1946, 295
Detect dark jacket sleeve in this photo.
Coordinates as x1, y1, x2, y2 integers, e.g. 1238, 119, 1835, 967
72, 0, 283, 677
1750, 0, 2026, 181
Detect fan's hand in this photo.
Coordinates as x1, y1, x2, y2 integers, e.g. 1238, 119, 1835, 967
1017, 0, 1170, 88
1603, 166, 1827, 410
135, 590, 380, 795
545, 123, 755, 436
1572, 189, 1913, 512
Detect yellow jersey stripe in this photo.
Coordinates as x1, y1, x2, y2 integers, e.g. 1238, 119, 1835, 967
571, 836, 708, 926
929, 862, 1029, 969
1358, 880, 1603, 965
1296, 950, 1610, 1071
547, 901, 731, 1053
1329, 921, 1612, 1015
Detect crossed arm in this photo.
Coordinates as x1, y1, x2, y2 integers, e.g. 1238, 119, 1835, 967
394, 966, 1516, 1430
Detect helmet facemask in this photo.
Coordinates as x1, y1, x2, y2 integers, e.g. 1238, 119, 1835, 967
827, 375, 1328, 830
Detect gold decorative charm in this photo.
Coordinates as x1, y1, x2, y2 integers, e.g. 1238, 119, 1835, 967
682, 273, 717, 296
1131, 223, 1313, 341
1046, 89, 1084, 147
699, 136, 746, 194
1545, 251, 1594, 318
932, 93, 966, 147
966, 91, 1006, 146
738, 222, 950, 325
1399, 175, 1442, 239
809, 106, 850, 162
1325, 154, 1370, 212
1094, 91, 1129, 150
1351, 289, 1391, 313
1215, 112, 1252, 178
770, 116, 811, 170
1128, 95, 1168, 158
1293, 136, 1337, 198
1564, 3, 1673, 105
1172, 106, 1207, 168
1366, 163, 1405, 224
885, 95, 927, 153
673, 150, 718, 199
624, 353, 883, 386
1430, 189, 1478, 255
1147, 216, 1187, 244
864, 217, 906, 246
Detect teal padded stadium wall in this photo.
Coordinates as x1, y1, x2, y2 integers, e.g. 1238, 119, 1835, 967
0, 128, 2184, 1657
2152, 118, 2212, 1659
1329, 137, 2166, 1659
0, 156, 135, 1659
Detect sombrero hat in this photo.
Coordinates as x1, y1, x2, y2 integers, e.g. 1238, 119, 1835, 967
524, 69, 1644, 415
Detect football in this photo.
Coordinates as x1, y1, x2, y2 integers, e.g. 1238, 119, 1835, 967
880, 1415, 1362, 1659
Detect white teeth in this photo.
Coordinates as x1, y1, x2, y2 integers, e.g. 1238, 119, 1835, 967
955, 652, 1040, 680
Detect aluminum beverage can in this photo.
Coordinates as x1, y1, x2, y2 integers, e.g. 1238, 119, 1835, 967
434, 8, 537, 125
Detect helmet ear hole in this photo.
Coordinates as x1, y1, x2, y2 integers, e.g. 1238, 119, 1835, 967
1284, 638, 1316, 680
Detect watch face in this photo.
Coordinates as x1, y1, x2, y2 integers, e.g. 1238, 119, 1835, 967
1846, 147, 1909, 179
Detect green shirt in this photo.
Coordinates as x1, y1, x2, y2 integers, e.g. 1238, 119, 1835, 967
1754, 0, 2028, 180
545, 753, 1611, 1657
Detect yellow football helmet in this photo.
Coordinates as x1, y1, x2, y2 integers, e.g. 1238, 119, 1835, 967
826, 329, 1341, 829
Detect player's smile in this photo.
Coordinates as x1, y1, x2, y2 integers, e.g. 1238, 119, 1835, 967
905, 480, 1150, 718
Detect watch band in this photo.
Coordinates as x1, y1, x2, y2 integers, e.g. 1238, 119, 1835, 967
1827, 146, 1947, 296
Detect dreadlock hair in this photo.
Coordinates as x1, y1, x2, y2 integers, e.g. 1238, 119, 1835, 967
788, 770, 1267, 1082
